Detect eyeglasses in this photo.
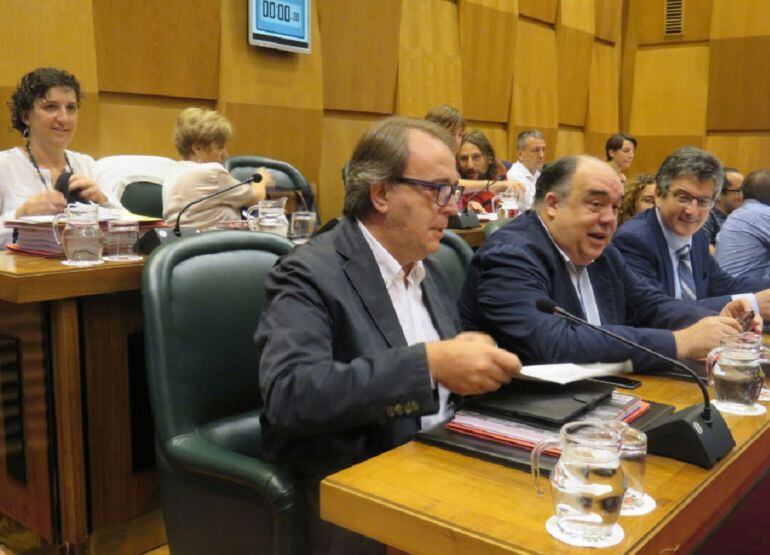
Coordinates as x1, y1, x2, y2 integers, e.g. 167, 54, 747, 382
396, 177, 464, 207
670, 190, 714, 209
723, 188, 743, 195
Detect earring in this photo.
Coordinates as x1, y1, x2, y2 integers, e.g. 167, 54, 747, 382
22, 127, 29, 139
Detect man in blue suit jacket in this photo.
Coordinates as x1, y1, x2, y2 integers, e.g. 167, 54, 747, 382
459, 155, 755, 372
613, 147, 770, 317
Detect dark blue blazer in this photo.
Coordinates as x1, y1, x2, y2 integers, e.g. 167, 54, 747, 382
459, 212, 713, 372
612, 208, 770, 312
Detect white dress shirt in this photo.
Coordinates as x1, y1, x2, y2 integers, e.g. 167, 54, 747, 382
655, 208, 758, 312
357, 220, 450, 429
506, 161, 540, 211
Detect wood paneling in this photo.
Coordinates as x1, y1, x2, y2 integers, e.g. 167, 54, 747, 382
710, 0, 770, 39
558, 0, 594, 33
629, 45, 709, 136
633, 0, 713, 45
318, 0, 401, 114
627, 134, 704, 176
556, 26, 594, 126
586, 41, 620, 134
317, 113, 380, 223
459, 0, 517, 123
0, 302, 51, 540
97, 94, 214, 159
466, 122, 508, 164
518, 0, 557, 24
507, 20, 558, 160
396, 0, 463, 117
0, 0, 99, 153
554, 127, 585, 159
93, 0, 220, 100
707, 37, 770, 131
595, 0, 622, 43
706, 133, 770, 174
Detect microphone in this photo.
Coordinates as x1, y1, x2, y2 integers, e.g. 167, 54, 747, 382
174, 172, 262, 236
449, 180, 490, 230
535, 298, 735, 469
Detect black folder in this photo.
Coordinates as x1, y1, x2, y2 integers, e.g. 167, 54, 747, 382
463, 378, 615, 428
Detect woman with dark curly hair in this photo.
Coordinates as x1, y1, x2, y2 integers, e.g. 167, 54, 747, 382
0, 67, 114, 244
618, 173, 657, 227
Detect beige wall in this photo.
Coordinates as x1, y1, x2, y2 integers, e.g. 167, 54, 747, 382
10, 1, 770, 219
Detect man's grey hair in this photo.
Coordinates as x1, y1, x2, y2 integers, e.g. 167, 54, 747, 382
516, 129, 545, 150
656, 146, 725, 199
343, 117, 454, 219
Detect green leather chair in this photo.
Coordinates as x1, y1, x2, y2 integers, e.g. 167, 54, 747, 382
225, 156, 315, 211
121, 180, 164, 218
483, 216, 515, 239
430, 229, 473, 301
142, 231, 308, 554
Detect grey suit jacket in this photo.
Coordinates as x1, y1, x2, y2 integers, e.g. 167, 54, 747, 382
256, 217, 459, 480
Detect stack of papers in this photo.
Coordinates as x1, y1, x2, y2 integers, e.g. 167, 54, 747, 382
519, 361, 633, 385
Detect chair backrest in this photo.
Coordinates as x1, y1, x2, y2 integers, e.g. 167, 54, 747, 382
96, 154, 174, 200
142, 231, 294, 442
121, 181, 164, 218
484, 216, 515, 239
430, 229, 474, 301
225, 156, 315, 211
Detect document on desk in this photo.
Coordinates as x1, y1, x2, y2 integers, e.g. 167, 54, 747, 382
520, 361, 632, 385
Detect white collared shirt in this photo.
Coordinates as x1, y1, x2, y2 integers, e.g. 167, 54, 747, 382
506, 161, 540, 211
357, 220, 450, 429
537, 215, 602, 325
655, 208, 758, 311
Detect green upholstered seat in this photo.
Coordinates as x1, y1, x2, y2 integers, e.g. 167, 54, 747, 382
225, 156, 315, 211
142, 231, 307, 554
483, 216, 516, 239
120, 180, 164, 218
430, 229, 473, 301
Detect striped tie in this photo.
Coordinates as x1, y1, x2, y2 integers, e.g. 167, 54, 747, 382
677, 244, 697, 300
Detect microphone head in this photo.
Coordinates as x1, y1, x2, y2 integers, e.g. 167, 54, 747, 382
535, 298, 559, 314
251, 172, 263, 183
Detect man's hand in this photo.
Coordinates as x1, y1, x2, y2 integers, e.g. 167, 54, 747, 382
753, 289, 770, 321
15, 190, 67, 217
455, 331, 497, 346
466, 200, 484, 213
673, 316, 742, 359
426, 339, 521, 395
68, 175, 108, 204
720, 298, 763, 333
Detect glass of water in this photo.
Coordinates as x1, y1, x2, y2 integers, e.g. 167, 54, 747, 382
290, 211, 317, 244
103, 219, 142, 262
608, 422, 649, 513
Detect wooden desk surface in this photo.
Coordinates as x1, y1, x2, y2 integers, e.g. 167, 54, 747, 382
0, 251, 143, 303
321, 375, 770, 554
452, 225, 485, 248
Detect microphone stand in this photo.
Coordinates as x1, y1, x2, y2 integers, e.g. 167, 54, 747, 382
537, 299, 735, 469
449, 180, 491, 230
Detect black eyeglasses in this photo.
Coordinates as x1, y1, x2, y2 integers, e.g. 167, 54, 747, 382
396, 177, 464, 206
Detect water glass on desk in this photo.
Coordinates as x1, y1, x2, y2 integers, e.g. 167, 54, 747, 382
290, 211, 316, 244
103, 219, 142, 262
607, 422, 650, 514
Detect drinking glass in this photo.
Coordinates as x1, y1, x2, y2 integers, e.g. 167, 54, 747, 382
607, 422, 649, 513
52, 203, 104, 266
290, 211, 316, 244
531, 421, 625, 542
491, 190, 520, 220
706, 333, 768, 415
103, 219, 142, 262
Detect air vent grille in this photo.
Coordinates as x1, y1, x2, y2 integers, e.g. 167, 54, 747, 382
664, 0, 684, 35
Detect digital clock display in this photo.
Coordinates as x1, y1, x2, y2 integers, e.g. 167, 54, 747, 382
249, 0, 310, 53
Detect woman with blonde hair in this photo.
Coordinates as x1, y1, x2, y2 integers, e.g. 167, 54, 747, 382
162, 107, 273, 227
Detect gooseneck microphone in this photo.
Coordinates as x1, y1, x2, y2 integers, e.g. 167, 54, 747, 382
448, 180, 490, 230
535, 298, 735, 469
174, 172, 263, 236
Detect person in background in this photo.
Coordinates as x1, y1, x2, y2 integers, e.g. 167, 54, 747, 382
256, 116, 521, 553
162, 107, 273, 228
605, 132, 637, 184
459, 155, 756, 371
506, 129, 546, 211
0, 67, 116, 245
456, 130, 515, 213
618, 173, 656, 226
613, 147, 770, 317
701, 167, 744, 251
715, 170, 770, 281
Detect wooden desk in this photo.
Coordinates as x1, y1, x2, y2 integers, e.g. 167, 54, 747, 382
0, 252, 158, 551
452, 225, 485, 248
321, 375, 770, 553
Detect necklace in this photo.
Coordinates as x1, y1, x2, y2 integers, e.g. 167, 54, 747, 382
25, 142, 72, 189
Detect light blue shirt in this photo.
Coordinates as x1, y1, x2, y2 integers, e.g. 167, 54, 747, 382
715, 199, 770, 280
655, 208, 758, 312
